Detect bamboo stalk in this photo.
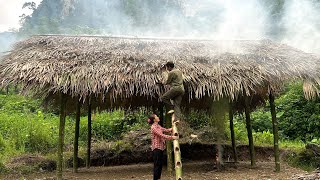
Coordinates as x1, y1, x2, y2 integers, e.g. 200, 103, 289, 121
159, 102, 164, 127
244, 96, 256, 167
73, 98, 80, 173
57, 93, 67, 180
86, 99, 92, 168
209, 98, 227, 169
229, 102, 237, 163
269, 92, 280, 172
165, 112, 174, 173
216, 144, 223, 170
172, 114, 182, 180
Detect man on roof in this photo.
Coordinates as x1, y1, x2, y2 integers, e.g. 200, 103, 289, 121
160, 61, 185, 122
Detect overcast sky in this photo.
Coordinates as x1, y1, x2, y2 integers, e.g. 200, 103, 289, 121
0, 0, 42, 32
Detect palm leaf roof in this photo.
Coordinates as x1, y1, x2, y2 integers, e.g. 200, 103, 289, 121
1, 35, 319, 102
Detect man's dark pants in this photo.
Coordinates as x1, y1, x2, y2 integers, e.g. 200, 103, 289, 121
161, 86, 185, 121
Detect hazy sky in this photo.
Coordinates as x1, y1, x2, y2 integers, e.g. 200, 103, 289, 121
0, 0, 42, 32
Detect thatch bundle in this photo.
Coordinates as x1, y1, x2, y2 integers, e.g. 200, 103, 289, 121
1, 35, 320, 105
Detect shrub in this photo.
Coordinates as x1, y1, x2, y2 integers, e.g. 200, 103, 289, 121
0, 161, 7, 173
79, 108, 152, 141
253, 131, 273, 145
0, 134, 5, 152
277, 82, 320, 141
185, 110, 210, 130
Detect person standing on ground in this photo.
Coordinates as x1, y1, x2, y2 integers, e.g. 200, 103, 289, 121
160, 61, 185, 122
148, 114, 179, 180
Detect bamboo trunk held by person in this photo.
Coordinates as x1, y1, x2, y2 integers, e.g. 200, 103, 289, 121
171, 114, 183, 180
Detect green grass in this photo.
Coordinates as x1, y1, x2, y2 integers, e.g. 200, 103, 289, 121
280, 139, 305, 152
0, 94, 152, 163
281, 139, 320, 171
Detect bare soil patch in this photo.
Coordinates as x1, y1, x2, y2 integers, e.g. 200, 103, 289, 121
1, 161, 306, 180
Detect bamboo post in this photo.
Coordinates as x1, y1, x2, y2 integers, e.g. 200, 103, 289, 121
57, 93, 67, 180
73, 98, 80, 172
269, 92, 280, 172
229, 102, 237, 163
209, 98, 228, 169
86, 99, 92, 168
14, 85, 18, 93
216, 144, 224, 169
244, 96, 256, 167
159, 102, 164, 127
165, 111, 174, 173
172, 114, 182, 180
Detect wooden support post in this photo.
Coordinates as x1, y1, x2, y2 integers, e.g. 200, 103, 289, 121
73, 98, 80, 173
57, 93, 67, 180
86, 99, 92, 168
244, 96, 256, 167
269, 92, 280, 172
229, 102, 237, 163
172, 114, 182, 180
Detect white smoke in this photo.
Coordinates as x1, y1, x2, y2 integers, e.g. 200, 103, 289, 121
75, 0, 269, 40
281, 0, 320, 54
2, 0, 320, 55
183, 0, 269, 39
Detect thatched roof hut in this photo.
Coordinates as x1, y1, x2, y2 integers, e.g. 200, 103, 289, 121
1, 35, 320, 106
1, 35, 320, 175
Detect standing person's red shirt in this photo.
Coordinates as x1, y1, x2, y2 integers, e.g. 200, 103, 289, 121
151, 124, 173, 150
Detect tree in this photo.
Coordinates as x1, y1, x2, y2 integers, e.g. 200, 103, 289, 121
22, 2, 37, 10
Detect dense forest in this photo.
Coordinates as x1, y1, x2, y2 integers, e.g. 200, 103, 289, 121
18, 0, 184, 35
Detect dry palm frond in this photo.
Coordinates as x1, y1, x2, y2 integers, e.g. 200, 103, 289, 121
303, 80, 320, 100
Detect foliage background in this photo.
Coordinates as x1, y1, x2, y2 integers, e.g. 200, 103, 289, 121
1, 82, 319, 164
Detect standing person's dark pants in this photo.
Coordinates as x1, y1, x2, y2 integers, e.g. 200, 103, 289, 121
161, 86, 185, 121
153, 149, 164, 180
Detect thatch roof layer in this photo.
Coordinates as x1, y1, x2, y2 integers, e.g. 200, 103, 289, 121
1, 35, 320, 101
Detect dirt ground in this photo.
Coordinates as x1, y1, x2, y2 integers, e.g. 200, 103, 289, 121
2, 161, 306, 180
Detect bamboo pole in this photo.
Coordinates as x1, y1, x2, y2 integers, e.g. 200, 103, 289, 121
229, 102, 238, 163
269, 92, 280, 172
216, 144, 223, 170
209, 98, 227, 169
159, 102, 164, 127
57, 93, 67, 180
73, 98, 80, 172
14, 85, 18, 93
172, 114, 182, 180
165, 111, 174, 173
244, 96, 256, 167
86, 99, 92, 168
